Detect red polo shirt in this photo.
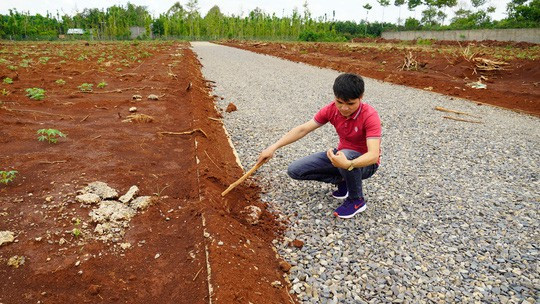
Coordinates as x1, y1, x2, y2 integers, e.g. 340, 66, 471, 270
313, 101, 381, 164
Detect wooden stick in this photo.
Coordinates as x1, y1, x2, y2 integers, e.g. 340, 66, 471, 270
221, 160, 266, 196
39, 160, 67, 165
158, 129, 208, 138
3, 108, 73, 119
435, 106, 481, 118
208, 117, 221, 122
80, 115, 89, 122
204, 150, 220, 169
192, 267, 204, 281
443, 116, 483, 124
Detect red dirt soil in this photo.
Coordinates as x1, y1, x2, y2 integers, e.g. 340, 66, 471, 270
0, 41, 294, 303
220, 40, 540, 116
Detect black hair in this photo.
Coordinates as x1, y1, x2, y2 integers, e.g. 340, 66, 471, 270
333, 73, 365, 101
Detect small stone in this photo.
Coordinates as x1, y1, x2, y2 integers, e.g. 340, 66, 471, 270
0, 231, 15, 246
147, 94, 159, 100
120, 243, 131, 250
75, 260, 80, 267
154, 253, 160, 259
218, 241, 224, 246
119, 186, 139, 204
129, 107, 137, 113
225, 102, 237, 113
243, 205, 262, 225
271, 280, 282, 288
132, 94, 142, 100
45, 196, 53, 202
7, 255, 25, 268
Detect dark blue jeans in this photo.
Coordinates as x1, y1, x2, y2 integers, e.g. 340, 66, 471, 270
287, 149, 378, 199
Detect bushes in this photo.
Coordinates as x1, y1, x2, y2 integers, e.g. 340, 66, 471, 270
298, 30, 347, 42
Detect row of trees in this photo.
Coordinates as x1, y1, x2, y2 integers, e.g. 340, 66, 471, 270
0, 0, 538, 41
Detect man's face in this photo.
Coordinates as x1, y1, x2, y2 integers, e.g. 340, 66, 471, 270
334, 97, 361, 118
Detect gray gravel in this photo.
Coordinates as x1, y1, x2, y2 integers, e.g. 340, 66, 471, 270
192, 42, 539, 304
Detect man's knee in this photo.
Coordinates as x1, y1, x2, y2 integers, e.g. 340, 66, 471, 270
287, 162, 302, 180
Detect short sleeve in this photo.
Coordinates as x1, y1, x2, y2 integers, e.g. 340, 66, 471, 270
313, 104, 331, 125
365, 111, 382, 139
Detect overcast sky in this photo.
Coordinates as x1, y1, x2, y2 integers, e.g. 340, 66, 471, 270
1, 0, 511, 24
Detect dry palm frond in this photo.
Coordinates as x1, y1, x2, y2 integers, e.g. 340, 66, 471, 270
473, 57, 508, 71
459, 43, 478, 62
123, 114, 154, 123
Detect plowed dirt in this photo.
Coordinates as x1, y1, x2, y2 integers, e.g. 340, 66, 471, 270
0, 41, 294, 303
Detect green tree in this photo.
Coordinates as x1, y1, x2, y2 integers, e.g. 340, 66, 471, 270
363, 3, 373, 36
378, 0, 391, 23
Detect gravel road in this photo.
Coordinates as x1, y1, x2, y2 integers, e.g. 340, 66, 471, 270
191, 42, 539, 304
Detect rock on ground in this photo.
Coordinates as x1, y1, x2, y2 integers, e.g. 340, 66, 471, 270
129, 196, 155, 210
7, 255, 25, 268
119, 185, 139, 204
243, 205, 262, 225
90, 201, 136, 224
0, 231, 15, 246
82, 181, 118, 200
76, 193, 101, 204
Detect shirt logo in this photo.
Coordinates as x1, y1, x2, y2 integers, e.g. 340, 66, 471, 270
354, 126, 358, 133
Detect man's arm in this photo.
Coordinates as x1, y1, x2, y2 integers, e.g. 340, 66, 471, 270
258, 119, 321, 163
327, 138, 380, 169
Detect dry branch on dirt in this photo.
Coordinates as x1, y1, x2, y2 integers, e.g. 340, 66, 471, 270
2, 107, 73, 119
157, 129, 208, 138
401, 51, 418, 71
122, 114, 154, 123
473, 57, 509, 72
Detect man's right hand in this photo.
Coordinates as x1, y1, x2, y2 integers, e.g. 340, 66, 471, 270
257, 147, 275, 164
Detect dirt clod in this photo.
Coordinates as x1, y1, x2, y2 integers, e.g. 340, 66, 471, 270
290, 239, 304, 249
88, 284, 101, 295
278, 260, 291, 272
225, 102, 237, 113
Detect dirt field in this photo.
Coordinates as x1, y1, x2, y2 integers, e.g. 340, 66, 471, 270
0, 41, 293, 303
220, 39, 539, 116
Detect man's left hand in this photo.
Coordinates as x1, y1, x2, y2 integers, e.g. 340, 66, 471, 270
327, 149, 350, 169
